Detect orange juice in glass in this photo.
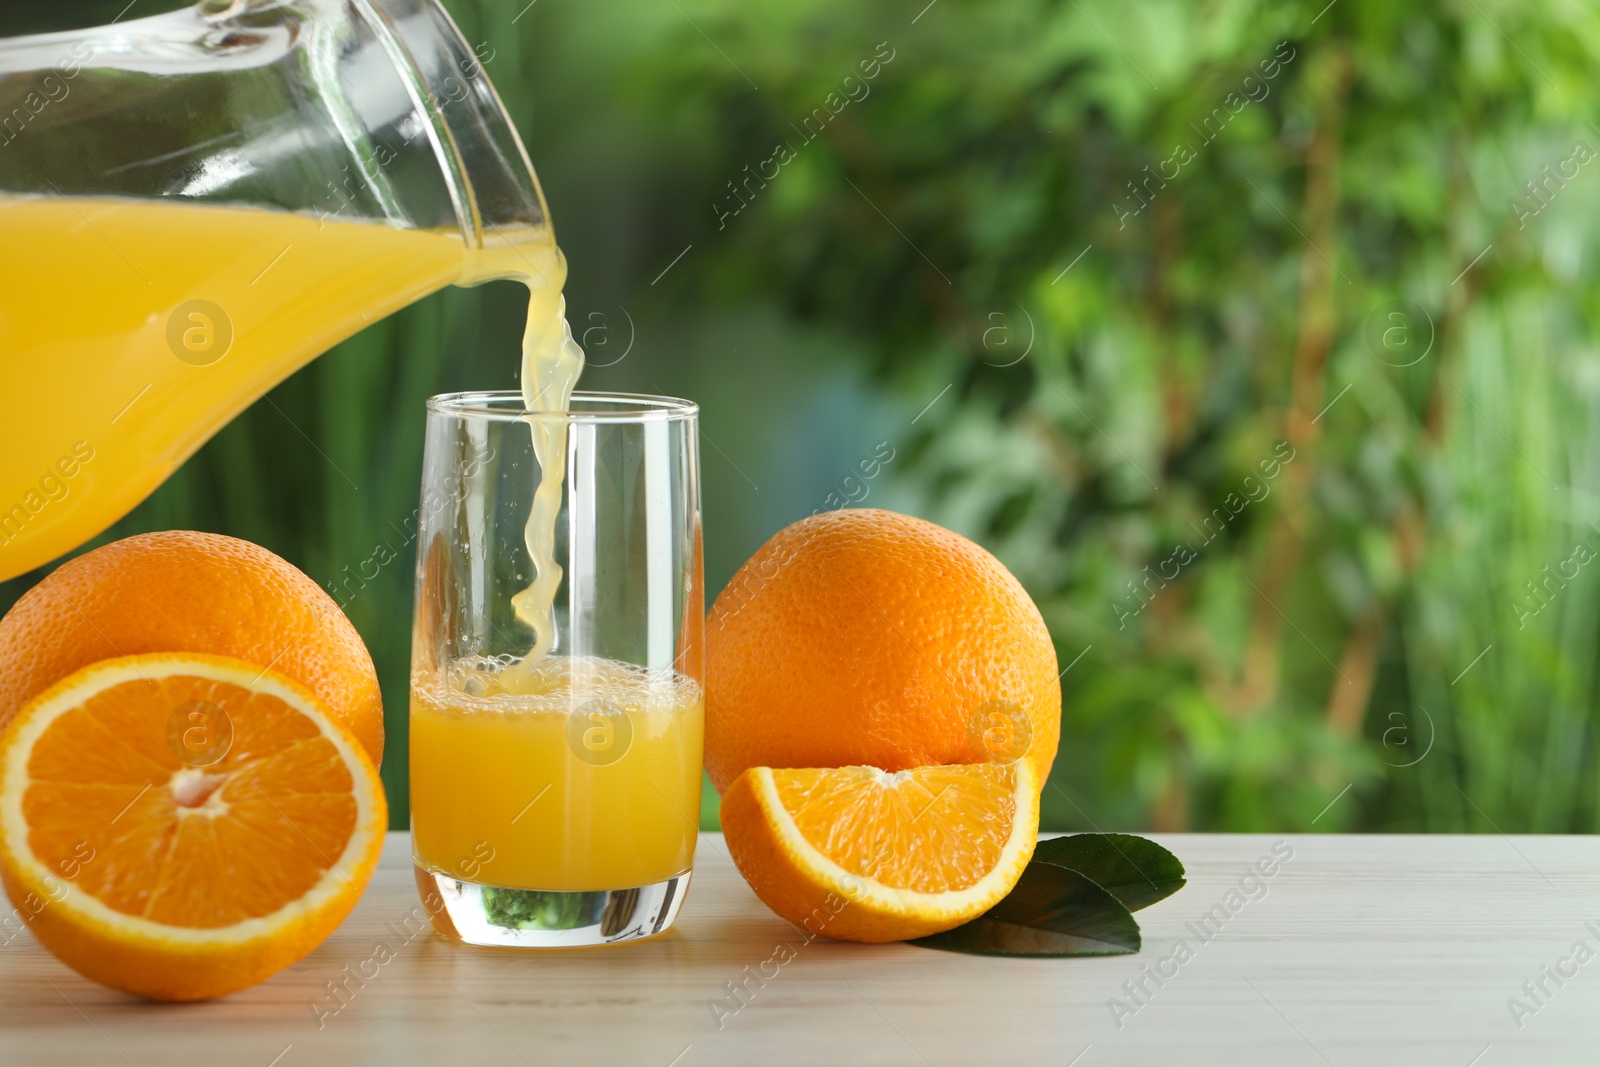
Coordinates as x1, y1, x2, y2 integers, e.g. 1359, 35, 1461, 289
409, 392, 703, 947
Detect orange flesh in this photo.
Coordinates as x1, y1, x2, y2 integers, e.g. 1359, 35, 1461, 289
769, 762, 1020, 895
21, 676, 356, 928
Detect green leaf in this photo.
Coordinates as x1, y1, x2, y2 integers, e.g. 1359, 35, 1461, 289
1032, 833, 1186, 912
910, 861, 1141, 957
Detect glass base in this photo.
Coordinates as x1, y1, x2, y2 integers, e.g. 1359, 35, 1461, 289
414, 865, 691, 948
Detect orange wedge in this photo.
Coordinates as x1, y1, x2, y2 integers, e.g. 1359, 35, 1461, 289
0, 653, 386, 1001
719, 760, 1038, 942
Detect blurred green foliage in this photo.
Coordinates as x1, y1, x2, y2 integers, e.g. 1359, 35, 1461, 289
4, 0, 1598, 835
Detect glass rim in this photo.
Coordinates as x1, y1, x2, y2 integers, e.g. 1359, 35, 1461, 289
426, 390, 698, 424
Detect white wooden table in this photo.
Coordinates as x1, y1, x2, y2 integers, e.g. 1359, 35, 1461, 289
0, 831, 1593, 1065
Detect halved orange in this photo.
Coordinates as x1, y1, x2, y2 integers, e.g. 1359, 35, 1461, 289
0, 653, 387, 1001
719, 760, 1039, 942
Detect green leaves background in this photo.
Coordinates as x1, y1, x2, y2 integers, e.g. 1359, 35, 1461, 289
4, 0, 1598, 837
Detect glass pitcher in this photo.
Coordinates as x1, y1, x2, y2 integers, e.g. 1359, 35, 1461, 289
0, 0, 557, 581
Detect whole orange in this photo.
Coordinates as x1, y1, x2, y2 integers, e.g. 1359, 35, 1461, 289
0, 531, 384, 766
704, 508, 1059, 793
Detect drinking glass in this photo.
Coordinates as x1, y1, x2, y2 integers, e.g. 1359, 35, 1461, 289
409, 391, 703, 948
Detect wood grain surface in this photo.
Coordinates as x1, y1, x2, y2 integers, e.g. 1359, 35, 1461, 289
0, 831, 1593, 1065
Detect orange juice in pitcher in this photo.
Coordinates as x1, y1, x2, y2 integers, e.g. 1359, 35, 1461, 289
0, 0, 565, 580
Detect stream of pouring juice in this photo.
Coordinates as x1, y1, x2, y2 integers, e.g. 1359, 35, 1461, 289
0, 195, 701, 893
410, 211, 705, 895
